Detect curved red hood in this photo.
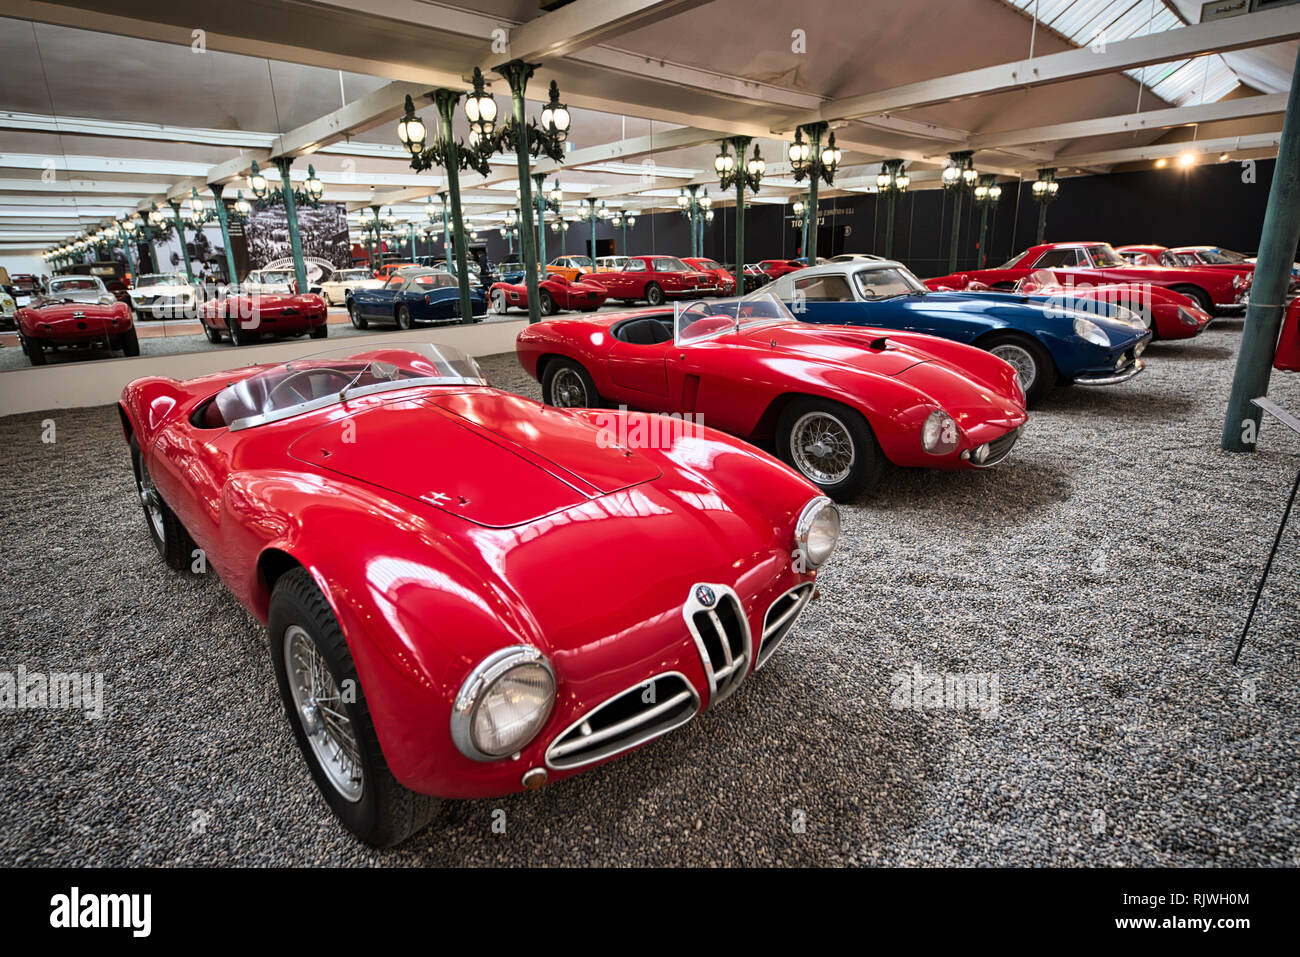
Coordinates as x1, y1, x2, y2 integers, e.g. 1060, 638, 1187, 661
742, 322, 932, 377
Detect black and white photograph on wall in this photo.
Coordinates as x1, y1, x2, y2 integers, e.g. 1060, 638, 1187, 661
150, 223, 228, 284
243, 202, 350, 281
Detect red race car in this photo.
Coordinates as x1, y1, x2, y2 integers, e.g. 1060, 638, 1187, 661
1118, 244, 1293, 298
757, 259, 806, 280
199, 292, 328, 346
682, 257, 737, 296
15, 292, 138, 366
488, 273, 608, 316
517, 294, 1028, 499
926, 242, 1243, 314
593, 255, 715, 306
944, 268, 1212, 342
119, 342, 838, 845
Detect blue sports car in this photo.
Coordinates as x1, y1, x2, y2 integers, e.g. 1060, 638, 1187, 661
761, 260, 1151, 403
346, 268, 486, 330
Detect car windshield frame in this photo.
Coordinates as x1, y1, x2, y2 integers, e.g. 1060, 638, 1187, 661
333, 269, 372, 281
48, 277, 105, 294
674, 292, 794, 345
851, 265, 928, 299
1085, 244, 1128, 268
219, 341, 488, 432
134, 273, 187, 287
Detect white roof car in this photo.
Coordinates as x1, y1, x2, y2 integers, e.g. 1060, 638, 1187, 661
128, 273, 197, 306
318, 268, 384, 305
46, 275, 116, 305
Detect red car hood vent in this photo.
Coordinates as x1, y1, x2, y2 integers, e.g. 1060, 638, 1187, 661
289, 393, 661, 528
749, 324, 928, 376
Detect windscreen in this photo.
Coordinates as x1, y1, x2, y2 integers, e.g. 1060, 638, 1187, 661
674, 293, 793, 344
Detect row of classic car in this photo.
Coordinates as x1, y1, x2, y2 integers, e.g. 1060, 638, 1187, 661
112, 225, 1295, 846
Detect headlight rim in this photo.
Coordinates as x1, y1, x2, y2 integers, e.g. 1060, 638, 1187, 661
796, 495, 841, 569
451, 645, 556, 762
1073, 315, 1110, 347
921, 408, 960, 455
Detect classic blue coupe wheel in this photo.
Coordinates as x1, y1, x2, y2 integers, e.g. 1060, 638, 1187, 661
983, 333, 1055, 404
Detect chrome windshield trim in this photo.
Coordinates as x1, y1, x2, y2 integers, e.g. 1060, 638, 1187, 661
227, 375, 487, 432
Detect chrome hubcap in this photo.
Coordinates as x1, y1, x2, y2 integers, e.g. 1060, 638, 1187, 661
551, 369, 588, 407
791, 411, 854, 485
990, 344, 1037, 391
284, 625, 363, 802
137, 458, 165, 540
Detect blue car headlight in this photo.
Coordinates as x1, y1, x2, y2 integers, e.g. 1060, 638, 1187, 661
1073, 316, 1109, 347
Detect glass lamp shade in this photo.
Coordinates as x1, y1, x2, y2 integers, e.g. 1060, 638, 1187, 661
699, 193, 712, 209
677, 191, 688, 208
974, 185, 988, 200
1032, 180, 1048, 197
793, 200, 805, 215
989, 185, 1002, 201
942, 166, 960, 187
705, 209, 714, 222
610, 214, 622, 227
877, 172, 890, 189
551, 221, 560, 233
305, 174, 323, 201
627, 216, 636, 228
234, 195, 252, 216
1048, 181, 1060, 196
897, 174, 910, 190
398, 115, 426, 153
549, 186, 563, 204
747, 155, 765, 177
962, 167, 979, 187
249, 171, 267, 195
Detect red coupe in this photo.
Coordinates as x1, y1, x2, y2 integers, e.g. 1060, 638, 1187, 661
926, 242, 1244, 314
757, 259, 806, 280
682, 257, 737, 296
119, 342, 838, 845
516, 294, 1028, 500
489, 273, 608, 316
593, 255, 715, 306
15, 293, 138, 365
199, 292, 329, 346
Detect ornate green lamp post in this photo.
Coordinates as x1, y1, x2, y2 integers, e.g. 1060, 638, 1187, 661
788, 123, 840, 262
715, 137, 765, 282
875, 159, 909, 260
942, 150, 977, 274
141, 203, 172, 274
609, 210, 636, 255
1031, 168, 1060, 244
971, 175, 1003, 269
578, 198, 608, 258
246, 159, 323, 293
677, 186, 711, 258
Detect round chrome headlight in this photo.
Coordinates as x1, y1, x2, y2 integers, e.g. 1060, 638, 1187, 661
1073, 315, 1109, 347
921, 409, 959, 454
796, 496, 841, 569
451, 646, 555, 761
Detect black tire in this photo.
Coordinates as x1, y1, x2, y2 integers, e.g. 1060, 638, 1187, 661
269, 568, 441, 847
491, 289, 508, 314
25, 336, 46, 366
1171, 284, 1214, 315
645, 283, 665, 306
120, 327, 140, 357
396, 304, 413, 330
129, 434, 196, 571
228, 315, 260, 346
539, 290, 557, 317
776, 397, 886, 501
309, 322, 328, 339
981, 332, 1057, 405
347, 300, 367, 330
541, 357, 601, 408
202, 322, 223, 344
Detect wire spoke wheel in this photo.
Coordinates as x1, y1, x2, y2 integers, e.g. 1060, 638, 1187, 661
790, 411, 855, 486
989, 343, 1037, 391
136, 456, 165, 541
283, 625, 363, 802
550, 368, 588, 407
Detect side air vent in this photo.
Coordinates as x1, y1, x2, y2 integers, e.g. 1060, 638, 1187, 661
544, 672, 699, 770
756, 583, 814, 670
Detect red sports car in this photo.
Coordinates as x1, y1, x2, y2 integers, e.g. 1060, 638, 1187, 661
682, 257, 737, 296
15, 294, 138, 365
594, 255, 715, 306
758, 260, 806, 280
926, 242, 1243, 314
516, 294, 1028, 500
1118, 244, 1294, 297
942, 268, 1212, 342
119, 342, 838, 845
489, 273, 607, 316
199, 292, 328, 346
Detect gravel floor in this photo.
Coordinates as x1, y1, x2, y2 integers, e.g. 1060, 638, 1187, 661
1, 317, 1298, 866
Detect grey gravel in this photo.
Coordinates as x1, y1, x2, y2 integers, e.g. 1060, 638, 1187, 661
1, 317, 1298, 866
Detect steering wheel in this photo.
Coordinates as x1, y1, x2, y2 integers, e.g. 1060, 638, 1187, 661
266, 367, 358, 407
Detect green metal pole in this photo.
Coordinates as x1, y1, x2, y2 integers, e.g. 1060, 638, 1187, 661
977, 202, 991, 269
947, 190, 963, 274
274, 158, 308, 294
168, 201, 195, 283
500, 62, 541, 325
435, 90, 476, 324
532, 172, 548, 278
730, 136, 751, 287
885, 191, 897, 260
1036, 201, 1048, 244
1222, 45, 1300, 452
806, 127, 822, 263
802, 193, 810, 259
209, 184, 239, 286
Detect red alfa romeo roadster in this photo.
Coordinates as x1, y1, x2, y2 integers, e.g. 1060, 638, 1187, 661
516, 294, 1029, 499
15, 291, 139, 365
119, 343, 838, 845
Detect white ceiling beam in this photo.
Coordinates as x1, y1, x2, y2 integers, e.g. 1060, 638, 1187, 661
966, 92, 1290, 152
1047, 131, 1282, 169
0, 177, 175, 194
490, 0, 713, 65
0, 111, 276, 149
269, 80, 451, 159
802, 6, 1300, 126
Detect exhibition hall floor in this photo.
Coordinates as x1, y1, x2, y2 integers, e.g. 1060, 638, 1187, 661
1, 320, 1297, 866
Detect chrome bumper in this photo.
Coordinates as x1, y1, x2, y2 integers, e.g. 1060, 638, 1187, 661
1075, 358, 1145, 386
